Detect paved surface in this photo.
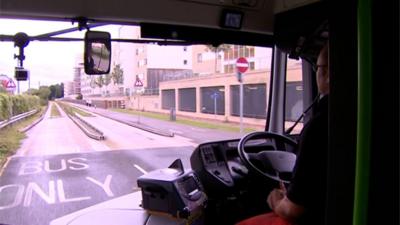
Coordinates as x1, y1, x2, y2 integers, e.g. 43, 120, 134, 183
79, 111, 198, 150
0, 149, 192, 225
69, 103, 245, 144
0, 101, 250, 225
17, 102, 109, 156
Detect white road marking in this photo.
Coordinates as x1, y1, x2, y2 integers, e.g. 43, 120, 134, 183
190, 127, 206, 132
133, 164, 147, 174
169, 129, 183, 134
173, 135, 199, 147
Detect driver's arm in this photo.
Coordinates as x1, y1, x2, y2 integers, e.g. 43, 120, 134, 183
267, 188, 305, 222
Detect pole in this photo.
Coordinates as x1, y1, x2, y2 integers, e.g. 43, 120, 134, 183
137, 94, 141, 124
240, 79, 243, 134
17, 81, 20, 94
214, 95, 217, 118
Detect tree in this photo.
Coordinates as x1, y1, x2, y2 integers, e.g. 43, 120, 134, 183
205, 44, 231, 73
49, 85, 56, 100
76, 93, 83, 100
103, 73, 112, 86
26, 88, 38, 95
103, 73, 112, 96
111, 64, 124, 85
60, 83, 64, 98
28, 86, 51, 105
95, 75, 104, 88
55, 84, 62, 98
38, 86, 51, 102
48, 83, 64, 99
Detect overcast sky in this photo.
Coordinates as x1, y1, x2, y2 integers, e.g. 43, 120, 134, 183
0, 19, 127, 92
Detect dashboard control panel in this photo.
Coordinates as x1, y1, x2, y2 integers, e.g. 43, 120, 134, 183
137, 159, 207, 219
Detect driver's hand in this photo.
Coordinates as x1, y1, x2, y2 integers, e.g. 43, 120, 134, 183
280, 181, 287, 194
267, 188, 285, 211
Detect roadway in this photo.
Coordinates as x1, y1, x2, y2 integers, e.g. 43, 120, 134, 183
16, 101, 197, 169
0, 102, 246, 225
70, 102, 244, 144
16, 102, 109, 156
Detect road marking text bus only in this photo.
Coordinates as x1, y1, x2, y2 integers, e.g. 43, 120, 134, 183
0, 157, 114, 210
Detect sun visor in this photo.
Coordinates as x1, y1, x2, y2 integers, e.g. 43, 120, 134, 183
140, 23, 274, 47
274, 1, 328, 64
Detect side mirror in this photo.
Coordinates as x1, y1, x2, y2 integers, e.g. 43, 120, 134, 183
84, 31, 111, 75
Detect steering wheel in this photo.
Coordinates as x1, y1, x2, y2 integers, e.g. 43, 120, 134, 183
238, 131, 298, 183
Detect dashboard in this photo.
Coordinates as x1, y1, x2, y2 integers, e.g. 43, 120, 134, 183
190, 138, 282, 197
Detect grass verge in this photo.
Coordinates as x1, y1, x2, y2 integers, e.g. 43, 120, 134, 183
0, 106, 46, 168
58, 102, 93, 117
50, 103, 61, 117
111, 108, 256, 133
0, 127, 25, 167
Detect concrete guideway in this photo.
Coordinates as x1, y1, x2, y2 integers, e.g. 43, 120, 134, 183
67, 102, 244, 144
16, 102, 198, 156
70, 103, 174, 137
66, 105, 198, 150
16, 102, 110, 156
58, 103, 105, 140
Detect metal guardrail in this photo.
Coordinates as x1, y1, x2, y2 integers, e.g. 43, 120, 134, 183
0, 109, 39, 130
19, 105, 50, 133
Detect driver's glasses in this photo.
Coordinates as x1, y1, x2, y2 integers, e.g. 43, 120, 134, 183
312, 64, 327, 72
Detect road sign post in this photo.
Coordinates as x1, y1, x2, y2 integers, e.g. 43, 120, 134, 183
236, 57, 248, 135
240, 82, 243, 134
214, 97, 217, 117
211, 91, 220, 118
134, 75, 144, 124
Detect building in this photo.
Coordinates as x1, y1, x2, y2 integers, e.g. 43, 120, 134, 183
129, 45, 302, 127
74, 25, 302, 127
73, 66, 82, 96
81, 25, 194, 109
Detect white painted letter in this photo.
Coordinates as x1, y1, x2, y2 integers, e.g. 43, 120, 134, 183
68, 158, 89, 170
44, 159, 66, 173
18, 161, 42, 175
0, 184, 25, 210
57, 180, 91, 203
86, 175, 114, 197
24, 181, 56, 207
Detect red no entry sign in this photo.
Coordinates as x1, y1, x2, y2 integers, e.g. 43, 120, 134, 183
236, 57, 249, 73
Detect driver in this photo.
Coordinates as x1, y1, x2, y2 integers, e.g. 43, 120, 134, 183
236, 42, 330, 225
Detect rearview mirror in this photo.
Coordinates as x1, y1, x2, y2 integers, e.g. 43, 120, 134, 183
84, 31, 111, 75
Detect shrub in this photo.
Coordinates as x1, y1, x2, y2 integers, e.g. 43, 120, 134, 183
76, 94, 83, 100
0, 94, 11, 120
0, 93, 40, 120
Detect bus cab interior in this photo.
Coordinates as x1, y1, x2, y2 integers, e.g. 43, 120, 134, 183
0, 0, 397, 225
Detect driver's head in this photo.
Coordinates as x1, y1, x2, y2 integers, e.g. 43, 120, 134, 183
316, 43, 329, 95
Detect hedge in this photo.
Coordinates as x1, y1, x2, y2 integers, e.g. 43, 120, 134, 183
0, 93, 40, 121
